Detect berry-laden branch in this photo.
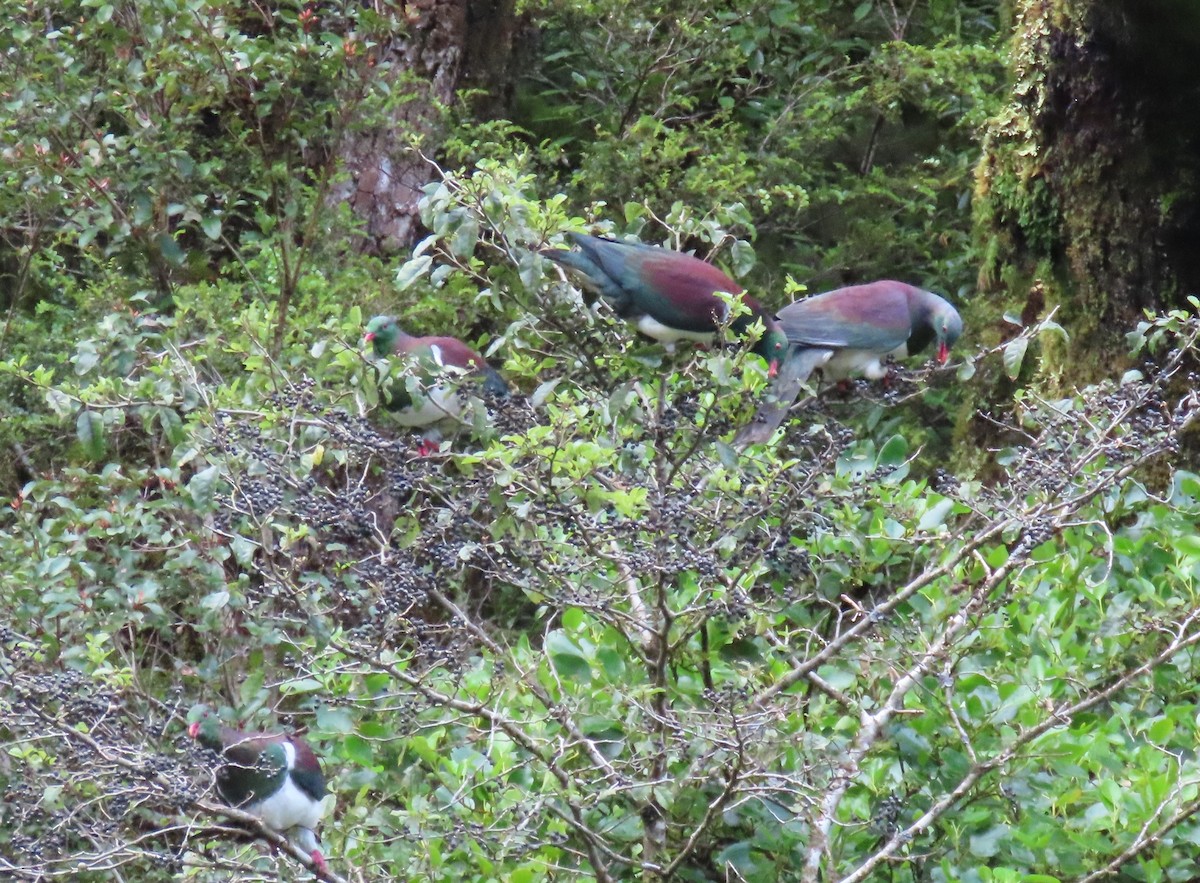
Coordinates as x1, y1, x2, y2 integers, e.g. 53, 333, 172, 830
840, 608, 1200, 883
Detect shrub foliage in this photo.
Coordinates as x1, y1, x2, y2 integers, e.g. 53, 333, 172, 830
6, 1, 1200, 882
4, 170, 1200, 881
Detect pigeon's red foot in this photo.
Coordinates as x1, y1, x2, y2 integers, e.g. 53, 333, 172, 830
416, 440, 438, 457
311, 849, 328, 874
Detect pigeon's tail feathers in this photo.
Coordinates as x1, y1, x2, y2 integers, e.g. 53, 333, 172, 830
778, 347, 832, 387
733, 346, 832, 447
541, 246, 627, 304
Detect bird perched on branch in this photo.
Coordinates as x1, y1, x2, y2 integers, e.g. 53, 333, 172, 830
774, 280, 962, 383
542, 233, 788, 377
735, 281, 963, 446
189, 709, 330, 874
364, 315, 509, 452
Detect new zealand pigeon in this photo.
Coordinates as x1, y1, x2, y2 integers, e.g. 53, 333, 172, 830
735, 281, 963, 446
774, 280, 963, 383
189, 710, 329, 874
364, 315, 509, 449
542, 233, 788, 376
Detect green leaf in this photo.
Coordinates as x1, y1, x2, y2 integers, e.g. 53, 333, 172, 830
155, 232, 186, 266
715, 440, 740, 468
364, 673, 391, 695
395, 255, 433, 290
450, 218, 479, 257
230, 534, 256, 565
816, 663, 856, 690
358, 721, 389, 740
530, 377, 563, 408
877, 434, 908, 468
188, 464, 220, 510
1038, 319, 1069, 342
837, 442, 876, 480
73, 347, 100, 376
716, 841, 760, 874
408, 733, 443, 767
918, 498, 956, 531
1003, 337, 1028, 380
200, 216, 222, 240
1099, 778, 1123, 809
1172, 535, 1200, 559
719, 638, 763, 663
76, 410, 106, 460
157, 407, 185, 445
546, 630, 591, 681
1147, 716, 1175, 743
561, 607, 584, 632
968, 824, 1008, 858
200, 590, 229, 610
239, 669, 266, 707
343, 734, 374, 767
316, 706, 355, 734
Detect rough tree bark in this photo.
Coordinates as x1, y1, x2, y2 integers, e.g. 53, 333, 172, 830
974, 0, 1200, 341
331, 0, 519, 255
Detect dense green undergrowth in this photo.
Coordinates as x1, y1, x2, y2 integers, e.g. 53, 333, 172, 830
8, 1, 1200, 881
4, 193, 1200, 880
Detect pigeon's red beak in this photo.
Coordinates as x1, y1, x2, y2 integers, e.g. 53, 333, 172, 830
364, 332, 375, 343
187, 721, 200, 739
768, 360, 779, 379
937, 341, 949, 364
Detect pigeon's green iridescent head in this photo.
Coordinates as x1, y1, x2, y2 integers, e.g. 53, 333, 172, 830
187, 708, 223, 751
755, 323, 790, 378
364, 315, 401, 358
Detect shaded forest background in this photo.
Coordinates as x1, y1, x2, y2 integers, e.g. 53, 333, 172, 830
4, 0, 1200, 881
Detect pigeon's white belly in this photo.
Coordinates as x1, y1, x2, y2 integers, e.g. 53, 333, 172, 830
636, 315, 716, 348
249, 776, 323, 833
393, 386, 464, 427
821, 344, 909, 381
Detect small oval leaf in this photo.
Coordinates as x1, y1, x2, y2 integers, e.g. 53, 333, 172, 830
1002, 337, 1029, 380
546, 630, 591, 681
155, 232, 187, 266
76, 410, 106, 460
395, 254, 433, 291
188, 464, 221, 510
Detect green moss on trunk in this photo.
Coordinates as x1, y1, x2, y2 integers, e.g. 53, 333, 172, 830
974, 0, 1200, 379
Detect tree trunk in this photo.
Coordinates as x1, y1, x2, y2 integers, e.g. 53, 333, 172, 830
331, 0, 518, 254
974, 0, 1200, 342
